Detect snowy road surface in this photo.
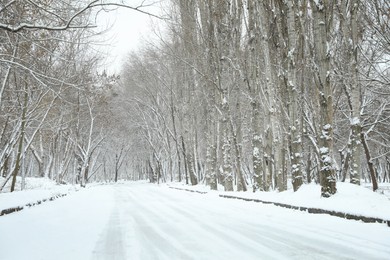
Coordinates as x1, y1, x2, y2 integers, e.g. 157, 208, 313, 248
1, 182, 389, 260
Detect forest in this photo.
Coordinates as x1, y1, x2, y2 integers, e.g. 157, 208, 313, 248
1, 0, 389, 198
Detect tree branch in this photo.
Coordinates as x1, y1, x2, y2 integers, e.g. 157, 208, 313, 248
0, 1, 163, 33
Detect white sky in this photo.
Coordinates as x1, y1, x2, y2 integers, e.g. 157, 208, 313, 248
93, 0, 165, 74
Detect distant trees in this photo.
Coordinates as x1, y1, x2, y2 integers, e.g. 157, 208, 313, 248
120, 0, 389, 196
0, 1, 156, 191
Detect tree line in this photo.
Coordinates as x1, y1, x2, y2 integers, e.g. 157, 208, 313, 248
1, 1, 388, 197
120, 0, 389, 197
0, 1, 153, 192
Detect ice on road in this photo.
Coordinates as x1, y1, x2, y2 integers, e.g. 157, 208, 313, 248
1, 182, 389, 260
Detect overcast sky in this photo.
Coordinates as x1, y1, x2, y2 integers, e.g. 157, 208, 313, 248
94, 0, 165, 74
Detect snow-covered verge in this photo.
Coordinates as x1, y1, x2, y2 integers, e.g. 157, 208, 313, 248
0, 177, 78, 215
2, 177, 389, 226
0, 185, 115, 260
167, 182, 390, 225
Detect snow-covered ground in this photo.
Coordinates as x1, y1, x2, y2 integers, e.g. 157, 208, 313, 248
169, 182, 390, 221
0, 177, 78, 212
0, 181, 389, 259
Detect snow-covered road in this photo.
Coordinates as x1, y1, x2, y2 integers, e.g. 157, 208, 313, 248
1, 182, 389, 260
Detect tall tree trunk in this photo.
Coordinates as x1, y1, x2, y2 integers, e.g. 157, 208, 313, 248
230, 101, 247, 192
247, 0, 264, 192
114, 154, 119, 182
361, 132, 378, 191
252, 101, 264, 191
284, 0, 304, 191
258, 1, 277, 191
206, 130, 218, 190
11, 136, 24, 191
311, 0, 337, 197
10, 85, 28, 192
348, 0, 362, 185
221, 106, 233, 191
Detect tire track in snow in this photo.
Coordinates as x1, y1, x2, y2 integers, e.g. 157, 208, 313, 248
127, 185, 289, 260
91, 188, 126, 260
91, 184, 390, 260
162, 194, 310, 259
91, 210, 126, 260
124, 187, 195, 260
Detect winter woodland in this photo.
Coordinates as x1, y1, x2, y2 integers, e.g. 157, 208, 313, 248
1, 0, 389, 198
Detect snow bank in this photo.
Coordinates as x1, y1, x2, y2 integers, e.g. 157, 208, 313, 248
168, 182, 390, 221
0, 185, 115, 260
0, 177, 78, 213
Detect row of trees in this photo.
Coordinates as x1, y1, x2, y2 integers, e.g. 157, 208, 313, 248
121, 0, 389, 197
0, 1, 152, 192
1, 1, 388, 197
